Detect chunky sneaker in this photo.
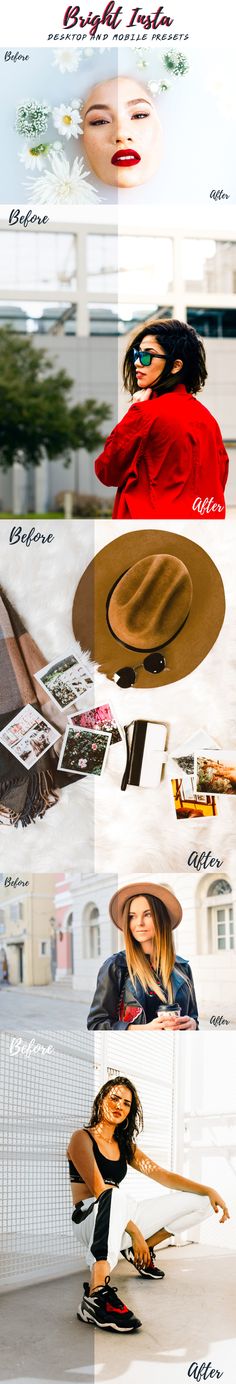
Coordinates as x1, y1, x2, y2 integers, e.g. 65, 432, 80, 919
77, 1278, 142, 1332
121, 1246, 165, 1280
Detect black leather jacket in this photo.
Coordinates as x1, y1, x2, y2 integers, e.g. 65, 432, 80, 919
87, 951, 199, 1030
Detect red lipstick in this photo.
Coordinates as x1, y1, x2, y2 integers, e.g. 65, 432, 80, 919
111, 149, 141, 167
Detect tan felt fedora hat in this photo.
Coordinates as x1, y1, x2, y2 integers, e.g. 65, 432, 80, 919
72, 529, 225, 689
109, 881, 182, 931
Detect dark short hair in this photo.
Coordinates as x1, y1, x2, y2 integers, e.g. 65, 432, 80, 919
88, 1076, 143, 1162
123, 317, 207, 395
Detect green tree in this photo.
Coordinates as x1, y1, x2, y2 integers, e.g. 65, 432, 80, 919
0, 326, 111, 470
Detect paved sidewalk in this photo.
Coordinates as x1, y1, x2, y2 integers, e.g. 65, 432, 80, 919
0, 984, 88, 1034
0, 1246, 235, 1384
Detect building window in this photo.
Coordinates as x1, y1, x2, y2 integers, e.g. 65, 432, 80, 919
82, 902, 101, 959
206, 881, 234, 952
207, 880, 232, 896
40, 942, 47, 957
0, 909, 5, 934
187, 308, 236, 338
216, 907, 234, 951
9, 903, 19, 922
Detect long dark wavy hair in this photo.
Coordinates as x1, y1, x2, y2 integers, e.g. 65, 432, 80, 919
87, 1077, 143, 1162
123, 317, 207, 397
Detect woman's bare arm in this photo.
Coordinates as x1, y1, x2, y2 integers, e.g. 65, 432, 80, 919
129, 1145, 229, 1221
67, 1130, 113, 1198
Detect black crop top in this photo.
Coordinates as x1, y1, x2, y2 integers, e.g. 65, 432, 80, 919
68, 1129, 127, 1187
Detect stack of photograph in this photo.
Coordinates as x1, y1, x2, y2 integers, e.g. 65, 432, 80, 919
0, 3, 236, 1382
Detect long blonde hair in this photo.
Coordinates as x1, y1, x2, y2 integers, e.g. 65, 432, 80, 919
123, 893, 193, 1004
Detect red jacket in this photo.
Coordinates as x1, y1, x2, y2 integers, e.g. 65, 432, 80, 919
95, 384, 229, 519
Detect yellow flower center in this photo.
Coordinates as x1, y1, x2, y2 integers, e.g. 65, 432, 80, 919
63, 115, 72, 126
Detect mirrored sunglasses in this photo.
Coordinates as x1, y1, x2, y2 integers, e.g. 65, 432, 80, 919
132, 346, 166, 367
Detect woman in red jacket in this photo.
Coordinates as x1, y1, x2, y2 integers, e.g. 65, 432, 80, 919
94, 318, 229, 519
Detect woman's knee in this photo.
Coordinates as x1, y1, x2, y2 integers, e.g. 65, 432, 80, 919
200, 1194, 212, 1218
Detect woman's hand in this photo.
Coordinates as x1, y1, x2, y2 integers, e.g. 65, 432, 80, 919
168, 1016, 197, 1030
130, 1227, 151, 1267
207, 1189, 230, 1224
131, 388, 152, 405
144, 1016, 197, 1030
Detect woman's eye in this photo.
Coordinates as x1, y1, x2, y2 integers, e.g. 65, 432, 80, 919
88, 117, 110, 127
132, 111, 150, 120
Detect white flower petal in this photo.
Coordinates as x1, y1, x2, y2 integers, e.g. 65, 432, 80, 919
19, 142, 51, 172
52, 103, 82, 140
25, 149, 99, 204
53, 51, 81, 73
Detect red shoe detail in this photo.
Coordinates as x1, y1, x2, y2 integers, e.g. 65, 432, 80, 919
106, 1303, 128, 1315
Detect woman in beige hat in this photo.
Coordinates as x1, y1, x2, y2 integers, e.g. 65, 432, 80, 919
87, 883, 198, 1031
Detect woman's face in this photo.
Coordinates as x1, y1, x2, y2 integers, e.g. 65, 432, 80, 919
82, 76, 162, 188
101, 1084, 132, 1125
133, 333, 167, 390
128, 895, 155, 953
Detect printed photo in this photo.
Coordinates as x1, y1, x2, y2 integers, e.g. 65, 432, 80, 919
35, 654, 93, 710
196, 752, 236, 796
171, 777, 218, 821
68, 702, 122, 745
0, 705, 60, 770
58, 726, 111, 777
167, 733, 221, 783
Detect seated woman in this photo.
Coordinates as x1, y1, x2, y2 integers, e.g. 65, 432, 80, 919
67, 1076, 229, 1332
87, 882, 199, 1031
94, 318, 229, 519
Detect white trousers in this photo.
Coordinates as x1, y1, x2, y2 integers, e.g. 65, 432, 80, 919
72, 1184, 213, 1271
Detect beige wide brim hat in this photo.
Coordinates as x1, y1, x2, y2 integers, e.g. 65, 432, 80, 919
109, 881, 182, 931
72, 529, 225, 689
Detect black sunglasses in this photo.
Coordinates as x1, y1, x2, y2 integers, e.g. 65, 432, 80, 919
132, 346, 166, 367
113, 651, 167, 688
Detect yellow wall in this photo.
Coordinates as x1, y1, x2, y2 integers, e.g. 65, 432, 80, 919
0, 874, 55, 985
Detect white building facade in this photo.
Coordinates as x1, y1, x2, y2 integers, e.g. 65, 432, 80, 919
0, 218, 236, 511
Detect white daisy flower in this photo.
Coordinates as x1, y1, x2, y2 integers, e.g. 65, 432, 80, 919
148, 82, 160, 95
136, 58, 149, 70
24, 149, 99, 204
52, 103, 82, 140
148, 79, 170, 96
53, 51, 81, 73
19, 141, 51, 171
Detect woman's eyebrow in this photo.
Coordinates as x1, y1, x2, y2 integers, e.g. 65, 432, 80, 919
84, 103, 111, 115
84, 98, 152, 115
127, 99, 152, 108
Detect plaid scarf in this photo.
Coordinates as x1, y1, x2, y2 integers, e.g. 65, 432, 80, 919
0, 586, 61, 828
